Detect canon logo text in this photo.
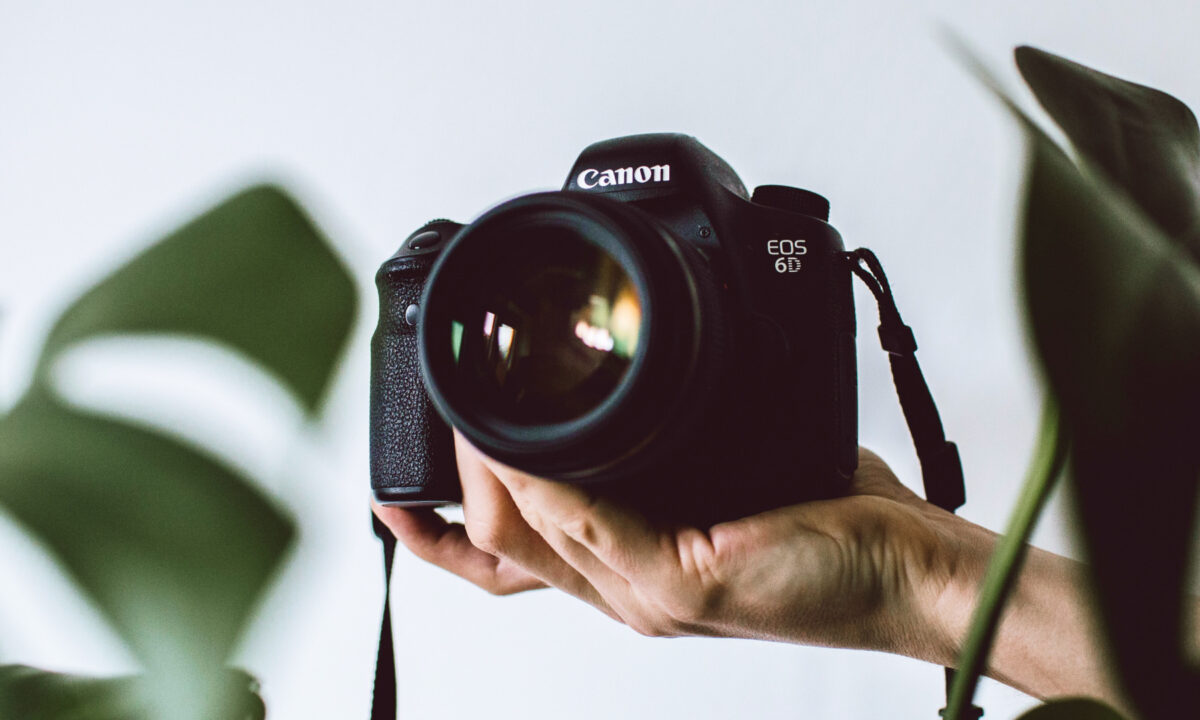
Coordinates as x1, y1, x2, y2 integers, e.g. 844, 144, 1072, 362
576, 164, 671, 190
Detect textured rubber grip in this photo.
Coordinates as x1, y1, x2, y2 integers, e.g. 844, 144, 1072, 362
369, 256, 460, 504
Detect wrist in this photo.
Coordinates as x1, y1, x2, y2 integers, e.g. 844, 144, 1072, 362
904, 508, 997, 669
903, 510, 1129, 709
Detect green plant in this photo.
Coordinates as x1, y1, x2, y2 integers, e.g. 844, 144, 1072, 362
0, 186, 357, 719
945, 45, 1200, 719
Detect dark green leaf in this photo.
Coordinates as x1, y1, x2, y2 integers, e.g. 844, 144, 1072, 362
1015, 46, 1200, 260
1015, 697, 1127, 720
37, 185, 357, 415
0, 665, 265, 720
0, 393, 293, 681
954, 39, 1200, 717
1021, 122, 1200, 719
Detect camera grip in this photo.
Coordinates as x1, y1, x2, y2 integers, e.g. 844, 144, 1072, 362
370, 259, 461, 505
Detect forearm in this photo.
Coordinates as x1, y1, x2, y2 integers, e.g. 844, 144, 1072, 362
912, 512, 1132, 711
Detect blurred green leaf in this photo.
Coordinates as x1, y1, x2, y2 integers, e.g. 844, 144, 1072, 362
0, 665, 265, 720
1015, 697, 1127, 720
0, 184, 358, 718
37, 185, 358, 415
0, 393, 292, 677
1015, 46, 1200, 259
1020, 121, 1200, 720
954, 40, 1200, 718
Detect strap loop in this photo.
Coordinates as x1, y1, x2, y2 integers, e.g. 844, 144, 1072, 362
848, 247, 966, 514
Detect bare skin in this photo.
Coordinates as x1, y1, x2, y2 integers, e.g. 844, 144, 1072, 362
374, 434, 1196, 715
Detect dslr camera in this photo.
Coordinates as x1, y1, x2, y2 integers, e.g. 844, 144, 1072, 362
370, 133, 859, 526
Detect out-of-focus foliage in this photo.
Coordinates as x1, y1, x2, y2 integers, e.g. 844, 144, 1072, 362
1014, 46, 1200, 258
0, 665, 265, 720
0, 186, 357, 719
946, 45, 1200, 720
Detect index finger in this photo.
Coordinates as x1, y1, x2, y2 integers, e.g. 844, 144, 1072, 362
372, 502, 546, 595
479, 457, 678, 583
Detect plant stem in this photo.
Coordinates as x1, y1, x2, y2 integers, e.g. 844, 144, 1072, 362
944, 398, 1069, 720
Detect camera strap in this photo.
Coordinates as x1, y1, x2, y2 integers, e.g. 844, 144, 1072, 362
371, 513, 398, 720
847, 248, 981, 720
847, 248, 965, 512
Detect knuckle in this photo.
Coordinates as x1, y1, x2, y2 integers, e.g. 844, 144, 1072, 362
623, 608, 679, 638
627, 617, 668, 638
557, 511, 598, 547
464, 516, 507, 557
555, 492, 604, 545
659, 587, 721, 627
485, 581, 522, 597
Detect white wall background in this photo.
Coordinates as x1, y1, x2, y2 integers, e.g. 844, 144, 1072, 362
2, 1, 1198, 718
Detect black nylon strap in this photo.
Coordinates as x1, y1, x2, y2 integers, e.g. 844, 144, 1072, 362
848, 248, 979, 719
848, 248, 965, 512
371, 513, 398, 720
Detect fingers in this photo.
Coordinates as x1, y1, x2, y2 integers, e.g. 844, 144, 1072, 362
473, 453, 720, 637
492, 474, 636, 607
453, 433, 620, 617
372, 503, 544, 595
479, 455, 666, 583
373, 432, 622, 617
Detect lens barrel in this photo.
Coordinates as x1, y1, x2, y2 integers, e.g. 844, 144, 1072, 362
418, 193, 726, 484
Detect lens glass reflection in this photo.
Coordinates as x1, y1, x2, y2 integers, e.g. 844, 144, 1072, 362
448, 225, 642, 425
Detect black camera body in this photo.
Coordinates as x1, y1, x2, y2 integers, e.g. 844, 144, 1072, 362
371, 134, 858, 526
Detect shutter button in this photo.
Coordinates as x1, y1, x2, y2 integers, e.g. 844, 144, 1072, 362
407, 230, 442, 250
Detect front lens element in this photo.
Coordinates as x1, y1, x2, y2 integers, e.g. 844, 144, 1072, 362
447, 225, 642, 425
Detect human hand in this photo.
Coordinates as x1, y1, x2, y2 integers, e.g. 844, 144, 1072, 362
374, 434, 1174, 712
373, 433, 979, 660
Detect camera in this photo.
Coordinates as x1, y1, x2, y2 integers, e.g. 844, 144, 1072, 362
370, 133, 859, 526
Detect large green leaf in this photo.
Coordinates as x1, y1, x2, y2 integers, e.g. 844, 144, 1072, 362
1021, 124, 1200, 720
0, 185, 358, 718
953, 41, 1200, 718
1015, 698, 1127, 720
37, 185, 358, 415
1015, 46, 1200, 260
0, 665, 265, 720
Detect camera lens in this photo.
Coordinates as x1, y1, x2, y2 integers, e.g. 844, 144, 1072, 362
419, 193, 720, 480
445, 224, 643, 425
